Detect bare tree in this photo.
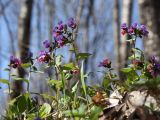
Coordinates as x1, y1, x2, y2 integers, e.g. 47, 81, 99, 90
11, 0, 33, 98
0, 0, 16, 55
119, 0, 133, 80
69, 0, 84, 62
83, 0, 94, 72
138, 0, 160, 58
36, 0, 42, 50
0, 0, 12, 15
113, 0, 121, 78
73, 0, 84, 41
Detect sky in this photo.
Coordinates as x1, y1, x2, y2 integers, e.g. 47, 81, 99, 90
0, 0, 142, 93
0, 0, 144, 115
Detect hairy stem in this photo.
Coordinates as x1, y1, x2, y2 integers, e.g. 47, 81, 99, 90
27, 66, 31, 92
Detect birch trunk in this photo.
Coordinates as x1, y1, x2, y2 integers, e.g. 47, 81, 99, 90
11, 0, 33, 98
138, 0, 160, 58
113, 0, 121, 78
120, 0, 133, 81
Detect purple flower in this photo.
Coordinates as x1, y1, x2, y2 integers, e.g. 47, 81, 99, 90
52, 21, 65, 37
56, 35, 64, 41
131, 22, 139, 29
53, 29, 61, 39
121, 23, 128, 30
55, 35, 65, 47
147, 56, 160, 77
10, 56, 21, 68
140, 25, 147, 31
43, 40, 50, 48
121, 23, 128, 35
139, 25, 149, 37
67, 17, 77, 29
147, 64, 160, 77
57, 21, 64, 31
149, 56, 157, 64
38, 51, 51, 63
98, 59, 111, 68
120, 23, 149, 37
54, 21, 64, 32
128, 27, 134, 35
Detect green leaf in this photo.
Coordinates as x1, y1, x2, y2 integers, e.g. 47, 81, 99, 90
48, 79, 62, 89
121, 67, 133, 73
48, 61, 55, 66
132, 48, 143, 53
3, 68, 10, 71
128, 54, 141, 60
65, 73, 73, 80
10, 74, 17, 76
77, 53, 92, 60
21, 63, 32, 68
26, 113, 36, 120
89, 106, 103, 120
39, 103, 51, 118
102, 79, 111, 88
0, 79, 9, 84
125, 69, 139, 86
80, 61, 87, 98
40, 93, 56, 101
78, 104, 86, 115
69, 48, 78, 52
135, 80, 146, 85
7, 103, 19, 116
63, 104, 86, 117
140, 73, 147, 79
17, 93, 30, 113
13, 78, 29, 83
61, 63, 76, 70
63, 110, 81, 117
3, 89, 13, 94
72, 81, 79, 93
31, 71, 44, 74
32, 71, 44, 74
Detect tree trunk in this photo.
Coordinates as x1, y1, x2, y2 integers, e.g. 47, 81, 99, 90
83, 0, 94, 72
73, 0, 83, 41
11, 0, 33, 98
119, 0, 133, 81
69, 0, 83, 62
138, 0, 160, 58
113, 0, 121, 78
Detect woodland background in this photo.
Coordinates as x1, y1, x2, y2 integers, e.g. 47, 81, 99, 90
0, 0, 160, 115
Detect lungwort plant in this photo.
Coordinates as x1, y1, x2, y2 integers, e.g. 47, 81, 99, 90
1, 19, 160, 120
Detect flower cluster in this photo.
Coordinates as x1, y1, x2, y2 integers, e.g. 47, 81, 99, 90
98, 59, 111, 68
41, 18, 77, 50
37, 51, 51, 63
10, 56, 21, 69
52, 17, 77, 48
67, 17, 77, 29
43, 40, 51, 49
146, 56, 160, 77
121, 23, 149, 38
38, 18, 77, 64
